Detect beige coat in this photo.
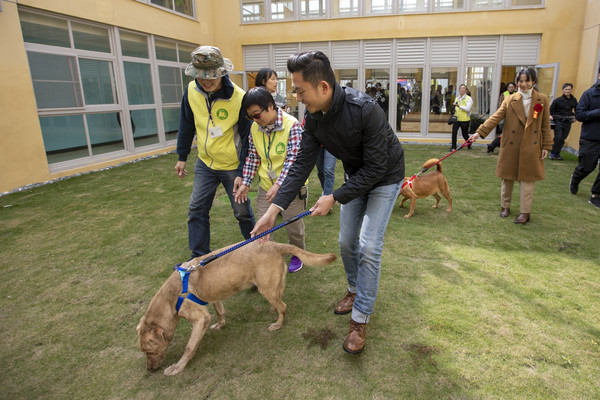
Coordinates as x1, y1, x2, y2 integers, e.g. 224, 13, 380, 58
477, 89, 552, 181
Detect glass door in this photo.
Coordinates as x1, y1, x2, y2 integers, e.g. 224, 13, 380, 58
535, 63, 560, 101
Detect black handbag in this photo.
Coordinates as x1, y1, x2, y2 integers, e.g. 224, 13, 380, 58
447, 115, 457, 125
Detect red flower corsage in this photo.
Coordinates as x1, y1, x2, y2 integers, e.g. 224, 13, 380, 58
533, 103, 543, 119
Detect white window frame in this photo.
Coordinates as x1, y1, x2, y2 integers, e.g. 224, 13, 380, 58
21, 7, 196, 172
135, 0, 197, 20
242, 34, 541, 138
240, 0, 545, 23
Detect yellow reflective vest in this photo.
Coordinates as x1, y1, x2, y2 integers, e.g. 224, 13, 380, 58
187, 80, 245, 170
455, 94, 472, 122
251, 112, 297, 191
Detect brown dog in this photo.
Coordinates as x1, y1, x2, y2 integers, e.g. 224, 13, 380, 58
137, 241, 336, 375
398, 158, 452, 218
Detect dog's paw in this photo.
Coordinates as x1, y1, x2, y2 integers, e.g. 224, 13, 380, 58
164, 363, 184, 376
210, 321, 225, 330
268, 322, 282, 331
404, 214, 412, 218
445, 208, 452, 212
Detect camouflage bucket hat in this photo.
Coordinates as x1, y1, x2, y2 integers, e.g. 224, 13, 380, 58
185, 46, 233, 80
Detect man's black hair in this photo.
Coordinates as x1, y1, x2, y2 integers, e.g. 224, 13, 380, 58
241, 86, 276, 113
287, 51, 336, 89
562, 82, 573, 90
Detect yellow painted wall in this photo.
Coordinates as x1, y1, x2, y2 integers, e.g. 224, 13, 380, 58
0, 2, 49, 193
18, 0, 213, 44
566, 0, 600, 149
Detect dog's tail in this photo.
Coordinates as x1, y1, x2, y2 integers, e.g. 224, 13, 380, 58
277, 243, 337, 266
422, 158, 441, 172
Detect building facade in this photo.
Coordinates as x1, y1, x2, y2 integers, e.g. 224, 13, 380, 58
1, 0, 599, 193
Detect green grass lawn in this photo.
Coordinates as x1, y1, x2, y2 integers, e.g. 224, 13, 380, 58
1, 144, 599, 399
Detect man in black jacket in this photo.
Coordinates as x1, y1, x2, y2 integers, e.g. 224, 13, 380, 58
549, 83, 578, 160
251, 51, 405, 354
570, 71, 600, 209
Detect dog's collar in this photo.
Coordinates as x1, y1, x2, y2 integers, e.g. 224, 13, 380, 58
174, 265, 208, 312
402, 175, 416, 190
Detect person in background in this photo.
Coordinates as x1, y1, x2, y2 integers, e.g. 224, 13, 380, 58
451, 84, 473, 151
471, 67, 552, 224
569, 70, 600, 209
255, 68, 287, 110
175, 46, 255, 258
488, 82, 517, 153
251, 51, 405, 355
549, 83, 578, 160
234, 87, 306, 273
444, 84, 455, 114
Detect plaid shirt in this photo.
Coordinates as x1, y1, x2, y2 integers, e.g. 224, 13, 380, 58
242, 108, 303, 188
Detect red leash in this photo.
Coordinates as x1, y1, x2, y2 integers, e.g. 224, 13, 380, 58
402, 137, 474, 190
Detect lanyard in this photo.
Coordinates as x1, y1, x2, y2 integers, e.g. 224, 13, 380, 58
205, 97, 216, 127
261, 129, 276, 173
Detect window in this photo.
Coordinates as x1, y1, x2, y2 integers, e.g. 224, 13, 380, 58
130, 109, 159, 147
399, 0, 429, 12
511, 0, 543, 6
472, 0, 502, 8
120, 31, 149, 58
428, 67, 458, 134
87, 113, 126, 155
158, 66, 183, 104
178, 44, 197, 63
72, 22, 111, 53
21, 8, 196, 166
466, 66, 494, 116
366, 69, 391, 118
155, 39, 178, 62
367, 0, 393, 14
27, 52, 83, 109
145, 0, 195, 17
433, 0, 465, 11
272, 0, 295, 20
335, 69, 359, 89
240, 0, 544, 23
301, 0, 326, 18
79, 59, 117, 105
19, 11, 70, 47
333, 0, 359, 16
242, 0, 266, 22
123, 62, 155, 105
396, 68, 423, 133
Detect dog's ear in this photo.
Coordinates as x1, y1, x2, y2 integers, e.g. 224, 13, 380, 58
152, 326, 167, 342
136, 316, 145, 332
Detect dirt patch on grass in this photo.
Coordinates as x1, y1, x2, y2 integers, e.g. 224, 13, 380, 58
402, 342, 440, 368
302, 327, 338, 349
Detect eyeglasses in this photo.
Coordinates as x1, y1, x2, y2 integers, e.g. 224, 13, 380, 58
245, 109, 265, 121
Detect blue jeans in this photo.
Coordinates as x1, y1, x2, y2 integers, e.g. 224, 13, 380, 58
316, 147, 337, 196
188, 158, 255, 257
338, 181, 402, 324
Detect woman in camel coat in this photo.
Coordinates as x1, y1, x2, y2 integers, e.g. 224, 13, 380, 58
471, 68, 552, 224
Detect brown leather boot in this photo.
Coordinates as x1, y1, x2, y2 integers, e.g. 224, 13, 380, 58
500, 207, 510, 218
343, 320, 366, 354
334, 291, 356, 315
514, 213, 530, 224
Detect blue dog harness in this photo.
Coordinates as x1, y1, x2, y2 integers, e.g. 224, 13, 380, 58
174, 265, 208, 312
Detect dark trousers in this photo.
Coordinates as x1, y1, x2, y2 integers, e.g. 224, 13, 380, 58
572, 138, 600, 195
551, 119, 572, 156
452, 120, 470, 149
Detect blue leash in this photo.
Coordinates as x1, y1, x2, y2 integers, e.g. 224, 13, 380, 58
186, 210, 313, 271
